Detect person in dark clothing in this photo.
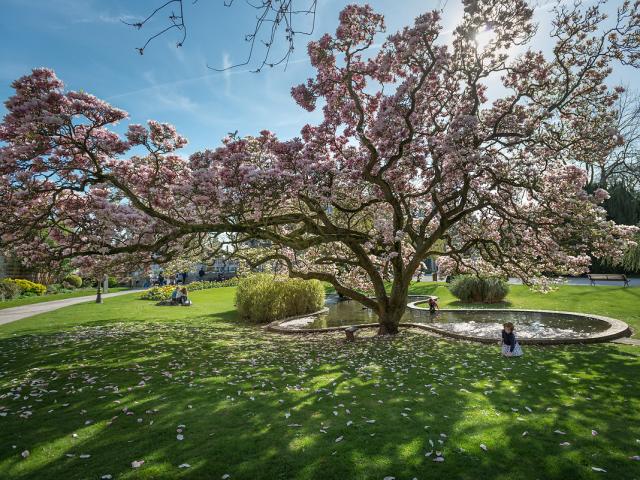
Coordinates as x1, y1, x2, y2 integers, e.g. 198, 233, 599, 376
181, 271, 188, 284
428, 297, 439, 314
157, 272, 165, 286
501, 322, 523, 357
198, 267, 205, 280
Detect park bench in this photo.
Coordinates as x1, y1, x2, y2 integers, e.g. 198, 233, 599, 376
587, 273, 630, 287
344, 326, 360, 342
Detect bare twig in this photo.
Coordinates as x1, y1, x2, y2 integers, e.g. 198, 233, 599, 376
124, 0, 317, 71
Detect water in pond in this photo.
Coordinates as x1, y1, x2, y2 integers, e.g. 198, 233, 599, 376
290, 296, 610, 339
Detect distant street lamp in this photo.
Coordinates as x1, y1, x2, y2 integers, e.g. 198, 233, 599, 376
96, 280, 103, 303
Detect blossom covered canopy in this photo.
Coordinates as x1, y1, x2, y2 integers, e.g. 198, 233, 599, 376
1, 0, 638, 331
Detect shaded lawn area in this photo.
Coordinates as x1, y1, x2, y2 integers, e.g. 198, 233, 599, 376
0, 287, 639, 479
0, 288, 129, 311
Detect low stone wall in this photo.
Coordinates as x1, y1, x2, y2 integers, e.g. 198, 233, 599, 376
265, 308, 332, 335
266, 302, 631, 345
404, 302, 631, 345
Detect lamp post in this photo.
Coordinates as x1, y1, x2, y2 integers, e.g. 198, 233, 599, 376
96, 277, 103, 304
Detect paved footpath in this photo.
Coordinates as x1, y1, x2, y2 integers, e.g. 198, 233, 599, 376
0, 290, 137, 326
414, 276, 640, 287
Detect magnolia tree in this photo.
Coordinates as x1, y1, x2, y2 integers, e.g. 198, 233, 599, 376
1, 0, 639, 333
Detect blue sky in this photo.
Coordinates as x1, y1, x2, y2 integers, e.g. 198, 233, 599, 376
0, 0, 637, 155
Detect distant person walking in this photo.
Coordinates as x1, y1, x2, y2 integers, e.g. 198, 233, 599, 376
198, 266, 206, 280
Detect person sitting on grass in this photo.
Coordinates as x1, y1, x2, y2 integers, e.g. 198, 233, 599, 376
179, 286, 190, 306
501, 322, 523, 357
171, 286, 182, 305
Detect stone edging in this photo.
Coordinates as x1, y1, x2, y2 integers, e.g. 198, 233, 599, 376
264, 308, 331, 334
266, 302, 631, 345
405, 301, 631, 345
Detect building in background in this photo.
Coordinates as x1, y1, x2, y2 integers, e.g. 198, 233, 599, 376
130, 257, 240, 287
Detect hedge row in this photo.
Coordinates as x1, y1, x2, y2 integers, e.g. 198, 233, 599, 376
139, 278, 239, 301
0, 278, 47, 299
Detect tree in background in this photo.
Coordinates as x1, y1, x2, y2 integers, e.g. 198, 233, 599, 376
1, 1, 639, 333
584, 90, 640, 191
582, 90, 640, 272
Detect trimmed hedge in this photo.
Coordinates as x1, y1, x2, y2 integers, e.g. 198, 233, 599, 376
8, 279, 47, 296
448, 275, 509, 303
139, 278, 239, 301
63, 274, 83, 289
235, 274, 325, 324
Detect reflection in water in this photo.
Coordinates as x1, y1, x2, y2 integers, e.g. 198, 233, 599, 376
293, 296, 610, 339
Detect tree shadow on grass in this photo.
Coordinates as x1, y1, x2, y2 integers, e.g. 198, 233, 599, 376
0, 325, 473, 480
0, 322, 639, 480
447, 344, 640, 479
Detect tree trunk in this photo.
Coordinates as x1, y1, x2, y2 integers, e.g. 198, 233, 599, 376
376, 280, 410, 335
377, 303, 406, 335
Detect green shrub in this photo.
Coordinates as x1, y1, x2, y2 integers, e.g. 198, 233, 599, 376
10, 278, 47, 296
0, 279, 22, 300
47, 283, 62, 294
235, 274, 325, 323
139, 278, 240, 301
108, 276, 118, 288
187, 278, 239, 290
63, 274, 83, 289
140, 285, 175, 301
448, 275, 509, 303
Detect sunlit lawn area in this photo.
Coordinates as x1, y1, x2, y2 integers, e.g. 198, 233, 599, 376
0, 285, 639, 479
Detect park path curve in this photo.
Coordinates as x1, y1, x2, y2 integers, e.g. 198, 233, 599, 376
0, 290, 137, 326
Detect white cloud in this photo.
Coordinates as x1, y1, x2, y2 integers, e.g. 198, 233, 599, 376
222, 52, 232, 97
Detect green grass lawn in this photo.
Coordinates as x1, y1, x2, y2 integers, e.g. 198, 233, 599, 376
0, 285, 639, 479
0, 287, 129, 310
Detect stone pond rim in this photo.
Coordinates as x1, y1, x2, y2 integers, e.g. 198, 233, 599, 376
266, 300, 632, 345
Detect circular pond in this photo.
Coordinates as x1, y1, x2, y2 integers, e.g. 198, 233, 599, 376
271, 295, 630, 344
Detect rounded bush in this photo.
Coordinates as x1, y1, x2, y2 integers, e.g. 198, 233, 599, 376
47, 283, 62, 294
0, 279, 22, 299
10, 278, 47, 296
235, 274, 325, 323
63, 274, 83, 289
448, 275, 509, 304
